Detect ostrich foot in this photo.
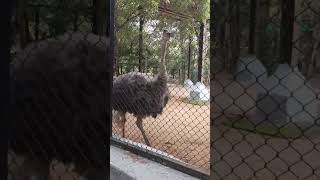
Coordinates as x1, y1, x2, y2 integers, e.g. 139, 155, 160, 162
144, 138, 151, 147
122, 126, 125, 138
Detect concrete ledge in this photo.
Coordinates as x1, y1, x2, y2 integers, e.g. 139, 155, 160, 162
110, 165, 135, 180
110, 145, 201, 180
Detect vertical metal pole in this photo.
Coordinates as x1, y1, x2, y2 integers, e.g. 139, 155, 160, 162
1, 1, 13, 180
107, 0, 115, 138
210, 0, 215, 179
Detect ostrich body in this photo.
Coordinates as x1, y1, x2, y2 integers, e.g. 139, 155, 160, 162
112, 30, 171, 146
10, 32, 109, 180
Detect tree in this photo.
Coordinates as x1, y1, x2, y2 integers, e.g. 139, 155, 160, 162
92, 0, 106, 35
197, 22, 204, 82
138, 10, 144, 72
16, 0, 31, 48
187, 36, 192, 78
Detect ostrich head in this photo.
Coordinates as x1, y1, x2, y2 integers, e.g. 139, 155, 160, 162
162, 30, 171, 41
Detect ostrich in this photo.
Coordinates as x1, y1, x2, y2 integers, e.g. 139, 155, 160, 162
112, 30, 172, 146
10, 32, 109, 180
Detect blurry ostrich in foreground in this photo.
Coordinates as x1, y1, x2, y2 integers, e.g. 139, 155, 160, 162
10, 32, 109, 180
112, 30, 172, 146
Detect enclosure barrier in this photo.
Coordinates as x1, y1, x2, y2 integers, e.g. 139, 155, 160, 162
9, 0, 211, 179
111, 0, 210, 178
211, 0, 320, 179
8, 0, 320, 179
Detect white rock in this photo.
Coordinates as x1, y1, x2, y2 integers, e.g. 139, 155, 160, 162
184, 79, 194, 92
212, 56, 320, 127
190, 82, 210, 101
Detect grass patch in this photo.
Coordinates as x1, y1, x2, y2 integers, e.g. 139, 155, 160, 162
181, 97, 209, 106
223, 117, 320, 139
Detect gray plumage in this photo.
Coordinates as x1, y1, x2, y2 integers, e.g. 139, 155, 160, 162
112, 30, 171, 146
10, 32, 109, 180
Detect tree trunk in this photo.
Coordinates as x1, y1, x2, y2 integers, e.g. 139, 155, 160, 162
113, 40, 119, 76
256, 0, 268, 57
228, 0, 240, 74
187, 36, 192, 78
249, 0, 257, 54
182, 62, 186, 84
180, 31, 186, 83
113, 33, 119, 76
16, 0, 30, 48
73, 11, 79, 32
92, 0, 105, 35
279, 0, 295, 64
178, 69, 181, 83
213, 0, 228, 72
49, 12, 67, 37
24, 11, 31, 43
34, 6, 40, 41
255, 0, 270, 67
197, 22, 204, 82
138, 15, 144, 72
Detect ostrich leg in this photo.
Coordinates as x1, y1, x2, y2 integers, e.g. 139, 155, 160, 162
136, 117, 151, 146
113, 111, 127, 138
119, 112, 127, 138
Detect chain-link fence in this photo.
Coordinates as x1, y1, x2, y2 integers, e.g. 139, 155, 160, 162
211, 0, 320, 179
111, 0, 210, 178
9, 0, 110, 179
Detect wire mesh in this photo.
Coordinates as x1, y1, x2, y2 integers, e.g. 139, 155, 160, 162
211, 0, 320, 179
111, 0, 210, 175
9, 1, 109, 179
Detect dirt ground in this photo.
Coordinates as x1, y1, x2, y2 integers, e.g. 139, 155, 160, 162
112, 83, 210, 171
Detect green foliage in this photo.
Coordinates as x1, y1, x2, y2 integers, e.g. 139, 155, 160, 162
223, 117, 320, 139
18, 0, 93, 40
166, 0, 209, 21
13, 0, 210, 82
181, 97, 209, 106
115, 0, 210, 80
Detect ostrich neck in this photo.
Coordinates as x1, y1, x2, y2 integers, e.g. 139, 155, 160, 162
159, 40, 168, 78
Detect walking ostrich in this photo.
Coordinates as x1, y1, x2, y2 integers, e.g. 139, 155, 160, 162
10, 32, 109, 180
112, 30, 172, 146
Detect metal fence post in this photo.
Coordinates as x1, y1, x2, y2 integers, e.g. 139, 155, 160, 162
2, 1, 13, 180
107, 0, 115, 139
